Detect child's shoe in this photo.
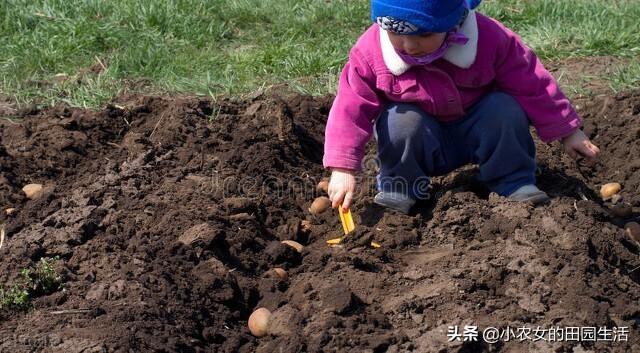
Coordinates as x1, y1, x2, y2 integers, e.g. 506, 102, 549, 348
507, 184, 550, 205
374, 191, 416, 214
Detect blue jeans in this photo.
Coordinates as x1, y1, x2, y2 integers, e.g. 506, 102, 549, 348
374, 92, 537, 200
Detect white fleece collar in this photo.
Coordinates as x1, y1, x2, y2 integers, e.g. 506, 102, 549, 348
380, 10, 479, 76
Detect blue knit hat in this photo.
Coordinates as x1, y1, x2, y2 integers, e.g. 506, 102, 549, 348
372, 0, 482, 35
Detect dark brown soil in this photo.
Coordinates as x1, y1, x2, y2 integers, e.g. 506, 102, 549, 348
0, 89, 639, 353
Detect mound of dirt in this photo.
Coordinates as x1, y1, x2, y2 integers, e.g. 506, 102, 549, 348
0, 90, 639, 352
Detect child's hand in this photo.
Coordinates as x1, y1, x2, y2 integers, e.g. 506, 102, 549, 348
328, 168, 357, 211
561, 129, 600, 166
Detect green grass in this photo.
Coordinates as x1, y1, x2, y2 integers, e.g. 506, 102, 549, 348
0, 257, 63, 311
0, 0, 639, 107
610, 58, 640, 93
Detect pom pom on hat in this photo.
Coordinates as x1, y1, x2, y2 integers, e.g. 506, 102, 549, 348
372, 0, 481, 34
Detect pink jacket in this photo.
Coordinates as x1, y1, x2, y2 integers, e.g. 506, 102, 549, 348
323, 11, 582, 171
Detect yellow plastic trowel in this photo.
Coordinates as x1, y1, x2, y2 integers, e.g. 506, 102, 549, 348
338, 206, 355, 234
327, 207, 381, 248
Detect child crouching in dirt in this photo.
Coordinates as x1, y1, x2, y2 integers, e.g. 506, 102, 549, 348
323, 0, 601, 214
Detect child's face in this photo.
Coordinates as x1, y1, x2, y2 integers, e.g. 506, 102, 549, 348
388, 32, 447, 56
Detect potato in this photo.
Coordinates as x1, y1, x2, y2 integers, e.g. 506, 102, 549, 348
316, 178, 329, 193
281, 240, 304, 253
4, 208, 15, 216
626, 222, 640, 243
22, 184, 44, 200
600, 183, 621, 200
248, 308, 271, 337
272, 268, 288, 280
309, 196, 331, 215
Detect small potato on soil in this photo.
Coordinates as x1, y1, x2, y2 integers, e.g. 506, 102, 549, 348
309, 196, 331, 215
22, 184, 44, 200
271, 268, 288, 280
281, 240, 304, 253
600, 183, 621, 200
248, 307, 272, 337
626, 222, 640, 243
4, 208, 16, 216
316, 178, 329, 193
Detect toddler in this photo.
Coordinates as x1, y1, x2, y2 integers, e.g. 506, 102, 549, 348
323, 0, 600, 214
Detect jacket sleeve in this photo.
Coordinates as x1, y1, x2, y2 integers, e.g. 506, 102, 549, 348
323, 48, 384, 171
493, 24, 582, 143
